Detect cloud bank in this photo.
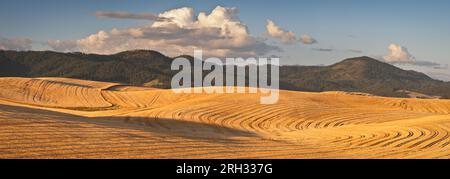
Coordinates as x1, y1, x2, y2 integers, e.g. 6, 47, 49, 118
347, 49, 363, 53
0, 37, 33, 51
299, 34, 317, 44
47, 40, 78, 52
312, 48, 333, 52
95, 11, 171, 22
47, 6, 279, 57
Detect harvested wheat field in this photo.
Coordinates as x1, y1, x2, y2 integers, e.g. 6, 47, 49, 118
0, 77, 449, 159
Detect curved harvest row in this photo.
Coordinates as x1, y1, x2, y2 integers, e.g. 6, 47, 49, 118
0, 77, 449, 158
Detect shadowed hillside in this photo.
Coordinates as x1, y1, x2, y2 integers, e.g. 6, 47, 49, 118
1, 50, 450, 98
0, 50, 175, 88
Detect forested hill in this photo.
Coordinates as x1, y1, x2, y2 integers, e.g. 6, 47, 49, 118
1, 50, 450, 98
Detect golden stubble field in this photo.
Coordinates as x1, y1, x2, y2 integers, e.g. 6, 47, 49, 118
0, 77, 449, 158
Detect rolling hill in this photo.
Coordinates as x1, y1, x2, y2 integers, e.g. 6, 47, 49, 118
1, 50, 450, 98
0, 77, 450, 158
280, 56, 450, 98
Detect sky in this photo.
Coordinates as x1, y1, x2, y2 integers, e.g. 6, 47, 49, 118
1, 0, 450, 81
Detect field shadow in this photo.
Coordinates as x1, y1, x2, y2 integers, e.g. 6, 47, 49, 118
94, 116, 258, 143
0, 103, 258, 144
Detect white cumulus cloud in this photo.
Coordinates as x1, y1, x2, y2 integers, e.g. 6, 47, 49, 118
383, 44, 416, 63
47, 6, 279, 57
152, 7, 195, 28
266, 20, 296, 44
382, 43, 444, 68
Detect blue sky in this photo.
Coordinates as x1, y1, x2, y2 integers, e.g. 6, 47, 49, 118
1, 0, 450, 80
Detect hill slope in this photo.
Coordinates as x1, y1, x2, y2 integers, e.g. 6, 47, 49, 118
280, 56, 450, 98
1, 50, 450, 98
0, 50, 175, 87
0, 77, 450, 158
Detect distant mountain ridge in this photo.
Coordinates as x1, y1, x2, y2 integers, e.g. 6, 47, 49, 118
1, 50, 450, 98
0, 50, 175, 88
280, 56, 450, 98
